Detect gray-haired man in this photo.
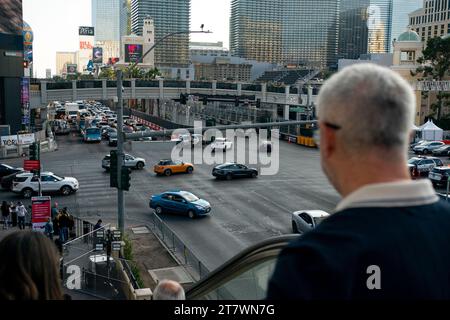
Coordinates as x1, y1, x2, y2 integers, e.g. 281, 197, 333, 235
153, 280, 185, 300
267, 64, 450, 300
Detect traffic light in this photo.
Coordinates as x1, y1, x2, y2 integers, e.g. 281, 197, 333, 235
120, 167, 131, 191
110, 150, 118, 188
180, 93, 187, 105
202, 96, 207, 105
29, 143, 40, 161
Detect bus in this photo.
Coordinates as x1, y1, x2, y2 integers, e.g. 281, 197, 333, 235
83, 127, 102, 143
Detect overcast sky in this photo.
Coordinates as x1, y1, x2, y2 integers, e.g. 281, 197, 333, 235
23, 0, 231, 77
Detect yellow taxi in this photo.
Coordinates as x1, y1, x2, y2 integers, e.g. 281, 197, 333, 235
154, 160, 194, 176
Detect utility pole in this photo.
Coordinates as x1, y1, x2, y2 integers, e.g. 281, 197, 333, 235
116, 69, 125, 234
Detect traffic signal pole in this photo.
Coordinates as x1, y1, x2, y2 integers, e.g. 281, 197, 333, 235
117, 70, 125, 234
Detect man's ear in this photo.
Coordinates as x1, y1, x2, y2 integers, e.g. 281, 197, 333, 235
321, 124, 337, 160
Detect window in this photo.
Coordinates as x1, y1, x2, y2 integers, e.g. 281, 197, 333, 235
162, 194, 173, 200
31, 176, 39, 182
300, 213, 313, 225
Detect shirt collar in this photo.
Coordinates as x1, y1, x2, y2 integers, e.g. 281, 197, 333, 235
335, 179, 439, 212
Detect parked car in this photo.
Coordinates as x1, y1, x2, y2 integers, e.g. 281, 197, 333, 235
108, 132, 118, 147
413, 141, 445, 154
212, 163, 258, 180
0, 164, 23, 179
292, 210, 330, 234
154, 160, 194, 176
210, 138, 233, 151
149, 190, 211, 219
429, 167, 450, 187
432, 145, 450, 156
12, 172, 79, 198
410, 140, 427, 150
408, 156, 444, 178
102, 154, 146, 171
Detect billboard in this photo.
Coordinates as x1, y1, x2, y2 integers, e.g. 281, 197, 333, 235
0, 0, 23, 35
67, 64, 77, 75
31, 196, 51, 232
93, 47, 103, 64
125, 44, 143, 63
79, 26, 94, 36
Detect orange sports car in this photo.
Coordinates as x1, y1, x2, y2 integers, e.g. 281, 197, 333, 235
154, 160, 194, 176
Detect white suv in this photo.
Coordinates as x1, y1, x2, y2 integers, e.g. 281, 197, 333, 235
211, 138, 233, 151
12, 172, 79, 198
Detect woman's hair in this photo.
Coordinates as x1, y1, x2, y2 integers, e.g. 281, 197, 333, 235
0, 231, 64, 300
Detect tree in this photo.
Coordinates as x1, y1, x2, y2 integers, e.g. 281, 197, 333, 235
413, 36, 450, 120
99, 67, 116, 80
124, 64, 144, 79
79, 74, 95, 80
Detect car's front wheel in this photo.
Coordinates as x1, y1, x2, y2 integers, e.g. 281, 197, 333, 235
61, 186, 73, 196
423, 149, 429, 154
251, 172, 257, 178
164, 169, 172, 177
136, 162, 145, 170
155, 206, 163, 214
22, 188, 33, 199
186, 166, 194, 174
188, 210, 195, 219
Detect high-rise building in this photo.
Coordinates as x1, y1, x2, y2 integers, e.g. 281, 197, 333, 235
56, 52, 77, 76
338, 0, 393, 59
390, 0, 422, 51
408, 0, 450, 43
130, 0, 190, 67
92, 0, 128, 61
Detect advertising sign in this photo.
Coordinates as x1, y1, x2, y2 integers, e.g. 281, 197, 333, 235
18, 133, 35, 144
79, 26, 94, 36
125, 44, 143, 63
93, 47, 103, 64
1, 135, 18, 147
21, 78, 30, 104
67, 64, 77, 75
0, 0, 23, 35
31, 196, 52, 232
23, 160, 40, 171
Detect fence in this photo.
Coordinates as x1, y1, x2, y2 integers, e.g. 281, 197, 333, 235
148, 212, 209, 282
61, 221, 132, 300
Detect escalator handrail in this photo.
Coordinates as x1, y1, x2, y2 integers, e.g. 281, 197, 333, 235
186, 234, 298, 299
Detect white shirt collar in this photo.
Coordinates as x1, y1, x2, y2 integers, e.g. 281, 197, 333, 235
335, 179, 439, 212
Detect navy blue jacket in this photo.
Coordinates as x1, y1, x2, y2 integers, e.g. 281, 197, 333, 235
267, 201, 450, 300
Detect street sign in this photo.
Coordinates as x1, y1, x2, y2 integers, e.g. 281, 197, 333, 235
96, 230, 105, 238
112, 241, 122, 251
95, 243, 104, 251
24, 160, 40, 171
112, 230, 121, 240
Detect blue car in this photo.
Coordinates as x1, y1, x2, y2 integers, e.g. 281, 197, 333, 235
149, 190, 211, 219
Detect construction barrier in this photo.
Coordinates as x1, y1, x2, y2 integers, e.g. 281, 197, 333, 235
130, 115, 163, 131
297, 136, 316, 148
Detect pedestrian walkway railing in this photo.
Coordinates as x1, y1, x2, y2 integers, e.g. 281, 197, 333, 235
148, 212, 210, 282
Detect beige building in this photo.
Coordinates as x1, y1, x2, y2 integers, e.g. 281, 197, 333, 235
408, 0, 450, 43
194, 58, 252, 82
56, 52, 77, 76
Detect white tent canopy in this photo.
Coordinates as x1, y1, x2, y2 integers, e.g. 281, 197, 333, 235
420, 119, 443, 141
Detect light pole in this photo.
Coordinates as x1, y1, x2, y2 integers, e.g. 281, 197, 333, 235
115, 28, 212, 234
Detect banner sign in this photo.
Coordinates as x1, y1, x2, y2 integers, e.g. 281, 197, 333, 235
93, 47, 103, 64
79, 26, 94, 36
24, 160, 40, 171
125, 44, 143, 63
18, 133, 35, 144
67, 64, 77, 75
31, 196, 51, 232
1, 135, 18, 146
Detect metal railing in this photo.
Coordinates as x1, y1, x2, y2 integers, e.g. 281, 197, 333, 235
148, 212, 209, 281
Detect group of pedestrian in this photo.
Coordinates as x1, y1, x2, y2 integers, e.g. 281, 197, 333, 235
46, 203, 74, 243
1, 201, 28, 230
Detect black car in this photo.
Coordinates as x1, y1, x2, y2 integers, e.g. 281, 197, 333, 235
1, 170, 24, 190
0, 164, 23, 179
212, 163, 258, 180
429, 167, 450, 187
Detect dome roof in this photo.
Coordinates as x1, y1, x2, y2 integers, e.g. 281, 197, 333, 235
397, 30, 421, 42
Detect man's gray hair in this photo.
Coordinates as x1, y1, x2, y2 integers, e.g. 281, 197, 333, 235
153, 279, 185, 300
317, 63, 415, 151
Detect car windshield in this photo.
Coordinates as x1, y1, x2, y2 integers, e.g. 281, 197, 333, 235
2, 164, 14, 170
180, 192, 199, 202
52, 175, 63, 181
408, 159, 420, 165
86, 128, 100, 134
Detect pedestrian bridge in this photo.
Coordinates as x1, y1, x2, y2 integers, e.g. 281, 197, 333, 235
30, 79, 315, 109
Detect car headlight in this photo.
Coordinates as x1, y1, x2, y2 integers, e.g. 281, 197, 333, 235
195, 205, 204, 210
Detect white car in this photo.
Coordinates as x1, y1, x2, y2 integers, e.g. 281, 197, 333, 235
12, 172, 79, 198
211, 138, 233, 151
292, 210, 330, 234
102, 154, 146, 170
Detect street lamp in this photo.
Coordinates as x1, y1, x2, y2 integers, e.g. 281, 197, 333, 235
115, 27, 212, 234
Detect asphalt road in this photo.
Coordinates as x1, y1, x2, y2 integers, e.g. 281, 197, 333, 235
0, 131, 340, 270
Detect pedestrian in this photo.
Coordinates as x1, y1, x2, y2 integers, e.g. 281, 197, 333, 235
153, 280, 185, 300
58, 208, 69, 243
51, 202, 59, 220
9, 202, 17, 227
267, 64, 450, 300
16, 202, 27, 230
1, 201, 10, 230
44, 218, 54, 240
0, 231, 64, 300
93, 219, 102, 230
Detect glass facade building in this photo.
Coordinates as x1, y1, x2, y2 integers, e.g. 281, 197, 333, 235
131, 0, 190, 67
92, 0, 128, 42
230, 0, 339, 68
390, 0, 422, 51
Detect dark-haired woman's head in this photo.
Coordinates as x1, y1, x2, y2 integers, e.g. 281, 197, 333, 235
0, 231, 63, 300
